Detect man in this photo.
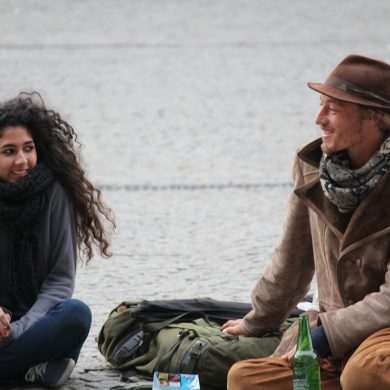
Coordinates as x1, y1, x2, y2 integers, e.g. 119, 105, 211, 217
222, 54, 390, 389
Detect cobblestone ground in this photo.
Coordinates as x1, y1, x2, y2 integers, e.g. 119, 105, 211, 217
0, 0, 390, 388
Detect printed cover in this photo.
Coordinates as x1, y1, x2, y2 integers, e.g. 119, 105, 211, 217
152, 372, 200, 390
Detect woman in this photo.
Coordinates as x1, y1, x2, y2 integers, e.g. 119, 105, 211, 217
0, 92, 115, 387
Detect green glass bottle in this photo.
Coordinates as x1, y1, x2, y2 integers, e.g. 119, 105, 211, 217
293, 314, 321, 390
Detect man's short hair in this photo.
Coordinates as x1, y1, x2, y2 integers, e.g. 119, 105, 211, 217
361, 107, 390, 134
377, 111, 390, 134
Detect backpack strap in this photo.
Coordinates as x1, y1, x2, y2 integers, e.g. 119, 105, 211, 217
154, 329, 195, 373
142, 311, 191, 333
140, 312, 196, 360
180, 338, 208, 373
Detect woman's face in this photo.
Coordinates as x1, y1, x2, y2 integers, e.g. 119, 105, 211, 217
0, 126, 37, 182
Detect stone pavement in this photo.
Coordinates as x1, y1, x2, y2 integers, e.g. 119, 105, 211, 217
0, 0, 390, 388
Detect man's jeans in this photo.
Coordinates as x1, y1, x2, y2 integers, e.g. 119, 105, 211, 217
0, 299, 92, 380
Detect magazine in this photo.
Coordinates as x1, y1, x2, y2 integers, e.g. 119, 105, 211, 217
152, 372, 200, 390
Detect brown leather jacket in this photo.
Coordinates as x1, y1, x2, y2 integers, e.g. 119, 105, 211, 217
242, 138, 390, 359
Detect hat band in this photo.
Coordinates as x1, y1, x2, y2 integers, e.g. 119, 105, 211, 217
326, 76, 390, 107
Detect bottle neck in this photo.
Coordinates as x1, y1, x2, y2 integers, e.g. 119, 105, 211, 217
296, 314, 313, 351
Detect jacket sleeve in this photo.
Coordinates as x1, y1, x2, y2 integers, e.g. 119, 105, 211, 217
319, 257, 390, 359
7, 183, 77, 342
242, 153, 315, 336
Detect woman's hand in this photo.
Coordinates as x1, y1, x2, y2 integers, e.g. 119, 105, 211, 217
221, 318, 245, 335
0, 308, 11, 339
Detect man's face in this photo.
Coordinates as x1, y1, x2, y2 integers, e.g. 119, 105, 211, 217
316, 95, 367, 155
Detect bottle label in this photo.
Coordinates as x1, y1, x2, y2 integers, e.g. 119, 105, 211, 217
293, 362, 320, 389
293, 378, 307, 389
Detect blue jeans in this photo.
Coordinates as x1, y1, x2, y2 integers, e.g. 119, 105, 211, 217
0, 299, 92, 380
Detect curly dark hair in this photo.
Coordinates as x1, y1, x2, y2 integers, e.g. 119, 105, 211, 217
0, 91, 115, 263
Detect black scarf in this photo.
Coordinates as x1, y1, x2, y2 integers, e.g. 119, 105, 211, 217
0, 163, 54, 315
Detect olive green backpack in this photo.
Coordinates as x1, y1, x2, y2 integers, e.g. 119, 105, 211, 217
98, 298, 295, 390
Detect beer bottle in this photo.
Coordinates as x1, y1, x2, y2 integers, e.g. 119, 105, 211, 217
293, 314, 321, 390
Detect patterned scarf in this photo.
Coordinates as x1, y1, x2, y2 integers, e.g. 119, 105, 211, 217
0, 163, 54, 316
319, 137, 390, 213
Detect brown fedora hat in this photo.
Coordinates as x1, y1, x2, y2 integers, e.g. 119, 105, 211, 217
308, 54, 390, 109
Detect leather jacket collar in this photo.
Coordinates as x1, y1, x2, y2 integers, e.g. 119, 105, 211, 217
295, 138, 390, 252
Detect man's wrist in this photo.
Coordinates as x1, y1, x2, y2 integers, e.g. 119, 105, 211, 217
311, 325, 331, 358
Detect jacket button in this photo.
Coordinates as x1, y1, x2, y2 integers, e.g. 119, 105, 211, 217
345, 260, 354, 269
356, 258, 362, 267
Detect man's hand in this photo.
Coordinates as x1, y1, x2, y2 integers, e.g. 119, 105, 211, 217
0, 308, 11, 340
281, 346, 297, 365
221, 318, 245, 335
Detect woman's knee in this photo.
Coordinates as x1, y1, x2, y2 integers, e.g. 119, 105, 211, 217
53, 299, 92, 336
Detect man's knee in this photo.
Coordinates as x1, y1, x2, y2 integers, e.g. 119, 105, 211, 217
341, 328, 390, 390
227, 360, 252, 390
228, 357, 292, 390
341, 351, 390, 390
